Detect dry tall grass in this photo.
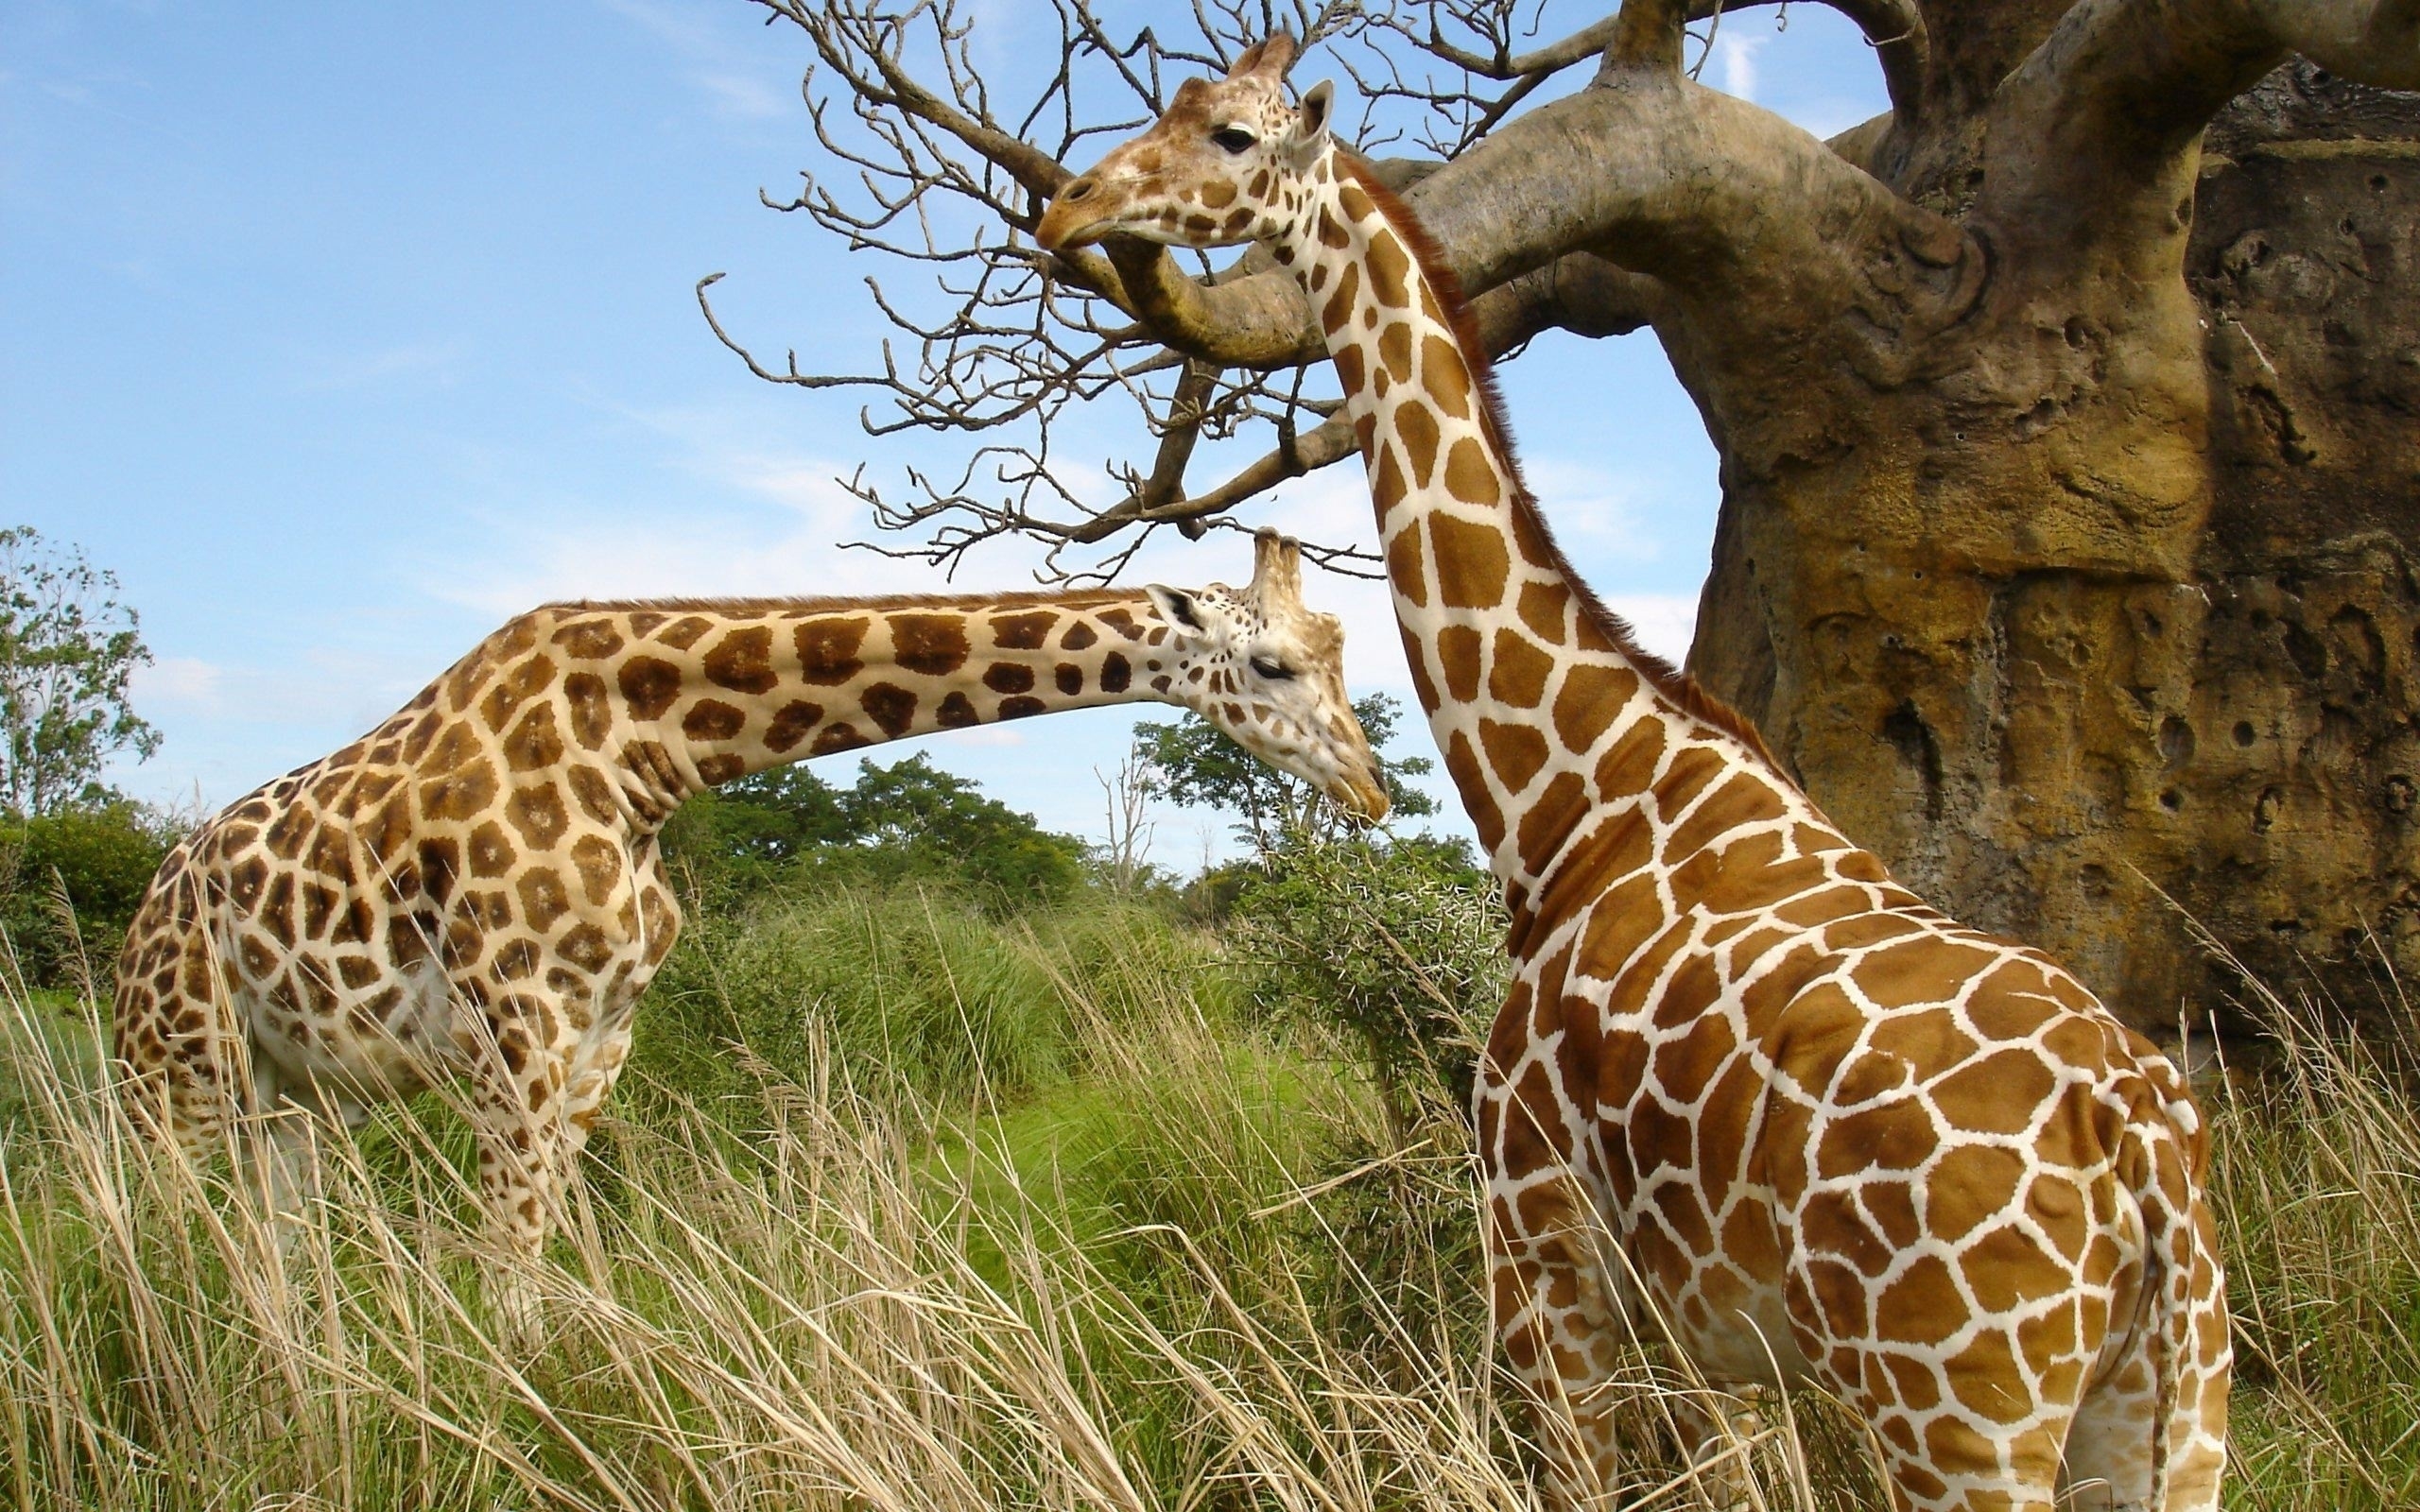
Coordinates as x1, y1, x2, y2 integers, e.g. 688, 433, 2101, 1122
0, 887, 2411, 1509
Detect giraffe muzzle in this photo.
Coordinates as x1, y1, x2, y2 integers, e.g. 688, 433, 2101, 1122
1035, 183, 1110, 254
1336, 765, 1391, 822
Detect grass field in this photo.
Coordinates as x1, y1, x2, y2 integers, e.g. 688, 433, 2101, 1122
0, 882, 2413, 1509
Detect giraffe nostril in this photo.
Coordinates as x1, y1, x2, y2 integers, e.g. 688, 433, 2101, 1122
1062, 177, 1098, 202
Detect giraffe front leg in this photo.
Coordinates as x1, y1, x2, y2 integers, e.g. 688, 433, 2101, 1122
1670, 1393, 1773, 1512
555, 1018, 633, 1164
459, 990, 573, 1341
1487, 1175, 1634, 1509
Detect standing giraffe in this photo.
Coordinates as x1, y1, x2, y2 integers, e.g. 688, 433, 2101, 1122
113, 531, 1387, 1301
1040, 39, 2227, 1512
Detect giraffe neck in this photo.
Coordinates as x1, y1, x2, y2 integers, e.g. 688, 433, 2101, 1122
1274, 150, 1770, 901
462, 592, 1186, 833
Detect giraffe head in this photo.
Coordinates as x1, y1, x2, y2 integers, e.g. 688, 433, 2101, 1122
1151, 529, 1389, 819
1036, 32, 1329, 255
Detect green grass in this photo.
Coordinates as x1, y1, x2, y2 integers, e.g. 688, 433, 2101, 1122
0, 881, 2411, 1509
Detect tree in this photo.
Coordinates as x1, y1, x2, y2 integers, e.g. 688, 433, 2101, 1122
839, 751, 1090, 895
1135, 692, 1439, 851
714, 2, 2420, 1033
663, 752, 1089, 901
0, 527, 160, 816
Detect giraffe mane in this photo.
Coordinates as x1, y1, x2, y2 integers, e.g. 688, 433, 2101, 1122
1336, 151, 1784, 772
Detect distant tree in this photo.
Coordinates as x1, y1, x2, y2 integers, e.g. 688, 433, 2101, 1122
663, 752, 1087, 902
0, 528, 159, 816
838, 752, 1088, 897
1133, 693, 1437, 853
665, 764, 852, 871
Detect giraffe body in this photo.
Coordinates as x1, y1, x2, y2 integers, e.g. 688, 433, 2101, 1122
1041, 43, 2226, 1511
113, 535, 1386, 1290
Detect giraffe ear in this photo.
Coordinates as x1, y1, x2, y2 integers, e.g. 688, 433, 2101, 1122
1146, 585, 1208, 640
1292, 79, 1335, 148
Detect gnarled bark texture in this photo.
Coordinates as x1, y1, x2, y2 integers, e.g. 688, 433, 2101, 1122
1691, 57, 2420, 1041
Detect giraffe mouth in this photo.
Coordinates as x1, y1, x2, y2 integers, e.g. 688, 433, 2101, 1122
1333, 768, 1391, 821
1035, 194, 1117, 254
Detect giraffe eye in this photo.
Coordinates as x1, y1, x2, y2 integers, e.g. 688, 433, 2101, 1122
1211, 127, 1256, 155
1249, 655, 1294, 681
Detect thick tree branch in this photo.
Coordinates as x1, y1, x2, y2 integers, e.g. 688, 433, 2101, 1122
1084, 248, 1664, 540
1612, 0, 1690, 74
2257, 0, 2420, 90
1054, 68, 1970, 379
1985, 0, 2420, 262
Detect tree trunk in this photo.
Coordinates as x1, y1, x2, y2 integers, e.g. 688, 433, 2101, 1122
1691, 55, 2420, 1043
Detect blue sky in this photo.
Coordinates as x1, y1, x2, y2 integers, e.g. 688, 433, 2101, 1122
1, 1, 1888, 865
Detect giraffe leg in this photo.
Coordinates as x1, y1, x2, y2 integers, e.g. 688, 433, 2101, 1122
458, 989, 574, 1338
555, 1017, 634, 1164
1486, 1169, 1634, 1508
119, 914, 249, 1161
2061, 1205, 2229, 1512
1670, 1393, 1770, 1512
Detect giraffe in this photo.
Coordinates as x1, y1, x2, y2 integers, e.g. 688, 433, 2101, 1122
112, 530, 1387, 1307
1039, 39, 2228, 1512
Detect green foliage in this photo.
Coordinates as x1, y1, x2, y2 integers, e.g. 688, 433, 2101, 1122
662, 751, 1088, 905
636, 882, 1233, 1115
1134, 692, 1438, 851
1228, 833, 1506, 1128
2210, 987, 2420, 1506
0, 799, 176, 992
0, 528, 160, 816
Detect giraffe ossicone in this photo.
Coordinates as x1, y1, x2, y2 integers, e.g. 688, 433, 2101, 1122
1043, 40, 2228, 1512
112, 529, 1387, 1318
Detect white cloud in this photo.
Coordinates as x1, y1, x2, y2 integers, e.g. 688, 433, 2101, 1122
129, 647, 427, 734
1602, 593, 1701, 666
690, 70, 786, 121
1713, 34, 1770, 101
592, 0, 796, 123
952, 726, 1025, 747
131, 655, 224, 708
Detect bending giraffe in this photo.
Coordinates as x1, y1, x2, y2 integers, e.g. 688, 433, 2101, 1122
1040, 39, 2227, 1512
113, 532, 1387, 1297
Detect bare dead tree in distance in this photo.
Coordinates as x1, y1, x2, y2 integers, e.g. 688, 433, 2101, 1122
710, 0, 2420, 1039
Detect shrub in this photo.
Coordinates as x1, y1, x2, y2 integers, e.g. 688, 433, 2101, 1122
1227, 833, 1507, 1129
0, 799, 176, 992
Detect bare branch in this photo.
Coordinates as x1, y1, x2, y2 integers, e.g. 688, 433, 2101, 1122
709, 0, 1959, 579
1414, 15, 1625, 80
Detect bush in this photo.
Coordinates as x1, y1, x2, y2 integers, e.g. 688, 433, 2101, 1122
1227, 833, 1507, 1130
0, 799, 175, 993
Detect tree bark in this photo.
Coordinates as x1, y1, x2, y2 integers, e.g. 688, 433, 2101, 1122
1688, 54, 2420, 1043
